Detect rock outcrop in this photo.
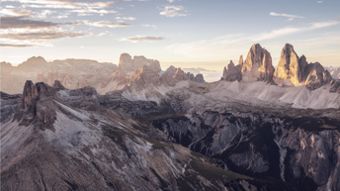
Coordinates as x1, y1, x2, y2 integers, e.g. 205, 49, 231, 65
275, 44, 302, 85
53, 80, 65, 90
21, 80, 56, 125
194, 73, 205, 83
130, 64, 162, 88
160, 66, 205, 86
221, 60, 242, 81
274, 44, 333, 89
238, 55, 244, 66
22, 80, 38, 110
242, 44, 275, 82
304, 62, 332, 90
118, 53, 161, 74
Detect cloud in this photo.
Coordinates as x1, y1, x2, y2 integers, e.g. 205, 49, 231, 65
141, 24, 157, 29
256, 20, 340, 41
0, 16, 60, 29
0, 8, 32, 17
270, 12, 304, 21
2, 0, 115, 16
0, 16, 84, 47
80, 20, 130, 28
160, 5, 187, 17
115, 16, 136, 21
0, 43, 31, 47
317, 0, 324, 3
121, 35, 164, 43
0, 30, 83, 40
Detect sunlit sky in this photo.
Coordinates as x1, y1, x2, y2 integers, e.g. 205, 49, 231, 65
1, 0, 340, 70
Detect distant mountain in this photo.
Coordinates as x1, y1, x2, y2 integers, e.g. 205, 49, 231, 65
221, 43, 337, 91
1, 58, 117, 94
1, 43, 339, 96
1, 54, 205, 94
326, 66, 340, 79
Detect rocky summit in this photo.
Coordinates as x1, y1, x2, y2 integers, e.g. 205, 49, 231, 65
221, 60, 242, 81
274, 43, 332, 89
241, 43, 275, 82
221, 43, 335, 91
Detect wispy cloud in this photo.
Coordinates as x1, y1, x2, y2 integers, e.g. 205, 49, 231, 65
0, 16, 84, 47
2, 0, 115, 16
0, 16, 60, 29
256, 20, 339, 41
0, 43, 31, 47
141, 24, 158, 29
115, 16, 136, 21
121, 35, 164, 43
270, 12, 304, 21
160, 5, 187, 17
0, 8, 32, 17
80, 20, 130, 28
0, 30, 83, 40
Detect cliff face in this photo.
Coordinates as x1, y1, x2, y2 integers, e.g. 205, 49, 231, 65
275, 44, 302, 86
150, 96, 340, 191
274, 44, 332, 89
220, 43, 335, 91
241, 44, 275, 82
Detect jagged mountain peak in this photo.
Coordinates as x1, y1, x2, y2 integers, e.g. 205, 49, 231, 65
118, 53, 161, 74
275, 43, 301, 85
22, 80, 54, 110
241, 43, 274, 82
221, 60, 242, 82
274, 43, 333, 89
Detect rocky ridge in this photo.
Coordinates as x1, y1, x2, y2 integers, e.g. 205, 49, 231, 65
107, 53, 205, 90
274, 43, 332, 89
1, 54, 205, 94
1, 80, 287, 191
221, 43, 337, 92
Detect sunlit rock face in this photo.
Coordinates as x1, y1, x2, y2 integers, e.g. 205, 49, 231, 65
242, 44, 275, 82
275, 44, 302, 86
238, 55, 244, 66
274, 44, 333, 89
221, 60, 242, 81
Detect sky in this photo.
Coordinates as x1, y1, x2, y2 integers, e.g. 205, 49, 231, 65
1, 0, 340, 71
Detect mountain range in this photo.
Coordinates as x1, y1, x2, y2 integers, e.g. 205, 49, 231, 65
2, 43, 340, 95
1, 43, 340, 191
